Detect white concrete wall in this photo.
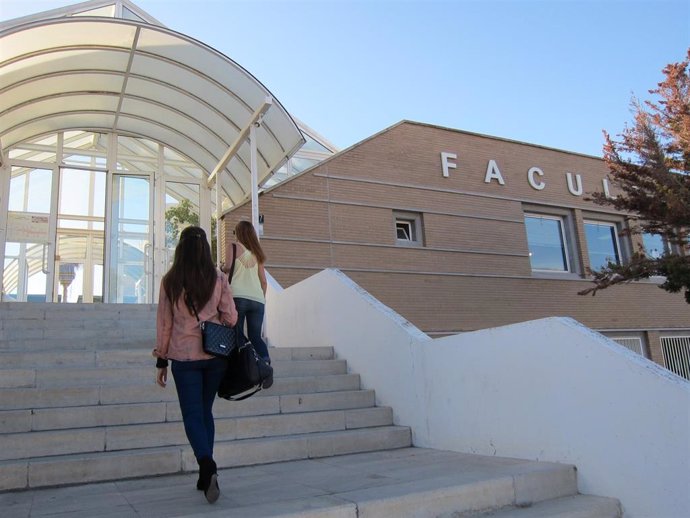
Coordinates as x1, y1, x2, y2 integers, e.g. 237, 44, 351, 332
265, 268, 690, 518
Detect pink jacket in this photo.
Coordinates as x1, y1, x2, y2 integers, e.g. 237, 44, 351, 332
155, 271, 237, 361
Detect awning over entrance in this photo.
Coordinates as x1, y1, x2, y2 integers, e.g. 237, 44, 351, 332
0, 17, 305, 207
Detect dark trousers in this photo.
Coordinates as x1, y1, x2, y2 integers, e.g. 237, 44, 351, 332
234, 297, 270, 361
171, 357, 226, 461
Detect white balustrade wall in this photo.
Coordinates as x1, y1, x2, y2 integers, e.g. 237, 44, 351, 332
265, 269, 690, 518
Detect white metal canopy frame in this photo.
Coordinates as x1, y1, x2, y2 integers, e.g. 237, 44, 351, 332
0, 16, 306, 213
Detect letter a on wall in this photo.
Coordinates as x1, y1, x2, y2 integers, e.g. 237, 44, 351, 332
484, 160, 505, 185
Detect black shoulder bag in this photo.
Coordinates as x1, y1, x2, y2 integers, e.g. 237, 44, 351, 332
191, 267, 237, 358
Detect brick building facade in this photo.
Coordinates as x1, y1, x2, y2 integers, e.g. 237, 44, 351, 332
221, 120, 690, 371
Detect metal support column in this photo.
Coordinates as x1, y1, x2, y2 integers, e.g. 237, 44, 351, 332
249, 121, 259, 233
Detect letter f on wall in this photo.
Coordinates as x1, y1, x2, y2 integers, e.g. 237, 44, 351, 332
441, 152, 457, 178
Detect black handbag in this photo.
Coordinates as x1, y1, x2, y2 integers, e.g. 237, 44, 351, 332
191, 301, 237, 358
218, 337, 273, 401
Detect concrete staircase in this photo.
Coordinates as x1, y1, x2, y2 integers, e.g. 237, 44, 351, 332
0, 303, 621, 517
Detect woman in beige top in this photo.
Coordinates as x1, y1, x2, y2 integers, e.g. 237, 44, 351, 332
223, 221, 269, 362
153, 226, 237, 504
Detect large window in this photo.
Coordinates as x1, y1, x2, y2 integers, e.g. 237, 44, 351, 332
642, 232, 668, 259
524, 214, 570, 272
584, 221, 621, 271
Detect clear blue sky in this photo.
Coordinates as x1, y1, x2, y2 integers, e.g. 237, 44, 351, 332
2, 0, 688, 156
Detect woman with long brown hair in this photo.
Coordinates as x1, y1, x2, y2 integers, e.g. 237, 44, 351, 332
153, 226, 237, 503
224, 220, 270, 362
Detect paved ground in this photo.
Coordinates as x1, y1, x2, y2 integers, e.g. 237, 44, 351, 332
1, 448, 538, 518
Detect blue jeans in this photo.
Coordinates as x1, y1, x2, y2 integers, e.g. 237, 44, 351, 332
171, 357, 226, 461
234, 297, 269, 361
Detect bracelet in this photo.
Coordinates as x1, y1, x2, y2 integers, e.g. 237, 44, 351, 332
156, 358, 169, 368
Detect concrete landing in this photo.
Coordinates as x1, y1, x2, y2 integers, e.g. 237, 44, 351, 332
1, 447, 619, 518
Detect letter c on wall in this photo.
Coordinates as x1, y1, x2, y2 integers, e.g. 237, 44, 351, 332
527, 167, 545, 190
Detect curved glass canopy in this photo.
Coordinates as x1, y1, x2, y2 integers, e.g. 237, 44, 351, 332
0, 16, 305, 206
0, 6, 312, 304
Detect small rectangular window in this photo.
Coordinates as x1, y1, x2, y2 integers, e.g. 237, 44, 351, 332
524, 214, 570, 272
396, 220, 414, 241
584, 220, 621, 271
394, 211, 422, 246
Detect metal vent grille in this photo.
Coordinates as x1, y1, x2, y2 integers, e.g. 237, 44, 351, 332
661, 336, 690, 380
611, 337, 644, 356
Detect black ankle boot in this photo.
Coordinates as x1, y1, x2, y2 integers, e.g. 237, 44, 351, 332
198, 457, 219, 503
195, 458, 202, 490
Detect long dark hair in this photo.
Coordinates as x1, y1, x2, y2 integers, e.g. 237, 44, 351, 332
162, 226, 216, 314
235, 221, 266, 264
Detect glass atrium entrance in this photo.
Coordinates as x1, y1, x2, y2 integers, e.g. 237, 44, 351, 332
1, 131, 210, 303
1, 13, 308, 305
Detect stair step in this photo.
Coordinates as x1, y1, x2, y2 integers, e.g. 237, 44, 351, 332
0, 302, 157, 322
0, 337, 155, 351
0, 346, 334, 367
0, 374, 362, 410
0, 448, 596, 517
0, 405, 392, 461
0, 426, 412, 490
0, 390, 380, 432
0, 359, 348, 388
471, 494, 621, 517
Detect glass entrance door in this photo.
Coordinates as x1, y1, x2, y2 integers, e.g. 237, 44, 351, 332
109, 175, 153, 303
54, 168, 106, 303
3, 166, 54, 302
162, 181, 201, 270
2, 131, 213, 304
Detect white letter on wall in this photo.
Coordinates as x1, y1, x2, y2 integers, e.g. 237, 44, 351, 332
440, 152, 457, 178
527, 167, 545, 190
566, 172, 583, 196
484, 160, 505, 185
602, 178, 615, 199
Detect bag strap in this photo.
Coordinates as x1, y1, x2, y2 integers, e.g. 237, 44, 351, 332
229, 385, 262, 401
227, 243, 237, 283
191, 261, 230, 324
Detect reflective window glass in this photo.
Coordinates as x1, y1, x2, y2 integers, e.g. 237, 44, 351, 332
62, 131, 107, 168
642, 233, 667, 259
300, 135, 332, 153
165, 183, 200, 249
291, 157, 319, 174
9, 134, 57, 162
59, 169, 106, 218
525, 215, 569, 271
122, 6, 146, 21
73, 5, 115, 17
117, 136, 157, 173
9, 167, 52, 213
585, 221, 620, 271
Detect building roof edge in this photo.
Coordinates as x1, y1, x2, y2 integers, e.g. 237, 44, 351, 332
399, 120, 605, 161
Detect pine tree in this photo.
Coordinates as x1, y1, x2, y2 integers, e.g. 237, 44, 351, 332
579, 50, 690, 302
